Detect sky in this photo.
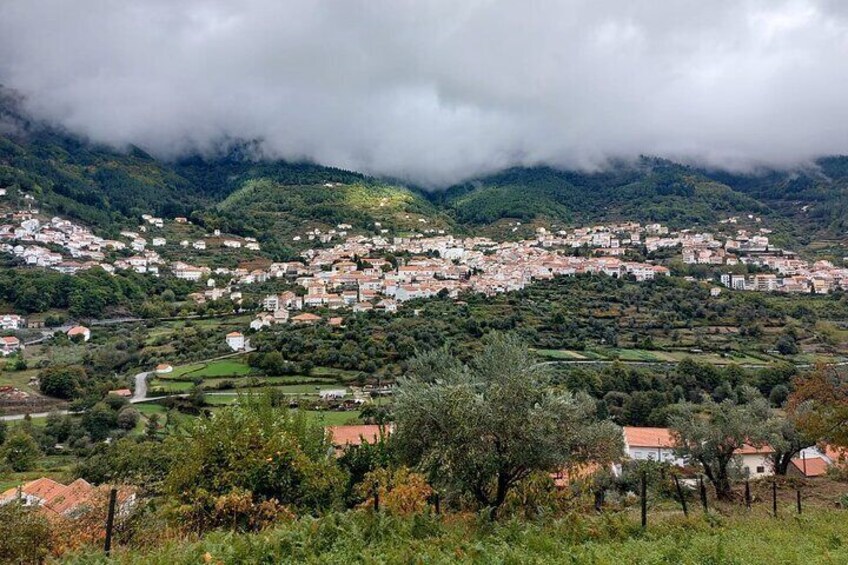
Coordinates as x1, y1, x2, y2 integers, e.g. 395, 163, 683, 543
2, 0, 848, 186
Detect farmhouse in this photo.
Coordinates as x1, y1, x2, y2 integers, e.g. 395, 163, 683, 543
623, 427, 684, 466
0, 335, 21, 356
0, 477, 135, 518
292, 313, 321, 325
225, 331, 245, 351
66, 325, 91, 342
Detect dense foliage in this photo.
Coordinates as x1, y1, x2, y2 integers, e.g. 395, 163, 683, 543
394, 334, 623, 515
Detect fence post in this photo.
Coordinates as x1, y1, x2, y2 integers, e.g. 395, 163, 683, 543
640, 471, 647, 528
772, 480, 778, 517
434, 491, 440, 515
699, 475, 708, 513
796, 488, 802, 515
744, 480, 751, 510
373, 481, 380, 513
104, 487, 118, 555
673, 475, 688, 517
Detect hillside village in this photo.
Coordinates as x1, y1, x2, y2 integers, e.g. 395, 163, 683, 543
2, 194, 848, 343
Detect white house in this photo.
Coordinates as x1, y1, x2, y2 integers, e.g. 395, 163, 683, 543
623, 427, 685, 466
66, 325, 91, 342
623, 426, 775, 478
737, 444, 775, 478
0, 336, 22, 356
225, 331, 245, 351
0, 314, 24, 330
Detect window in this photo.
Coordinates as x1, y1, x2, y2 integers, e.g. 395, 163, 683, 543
756, 466, 765, 474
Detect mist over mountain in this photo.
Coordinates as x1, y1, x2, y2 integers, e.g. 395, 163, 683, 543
3, 1, 848, 186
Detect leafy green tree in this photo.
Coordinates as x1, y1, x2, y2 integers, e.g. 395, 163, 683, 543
82, 402, 118, 441
165, 394, 344, 529
394, 333, 623, 518
0, 504, 52, 563
2, 431, 41, 471
670, 388, 772, 499
776, 334, 799, 355
116, 407, 141, 430
75, 437, 174, 495
44, 411, 73, 443
145, 414, 161, 438
767, 412, 816, 476
788, 365, 848, 449
38, 365, 87, 400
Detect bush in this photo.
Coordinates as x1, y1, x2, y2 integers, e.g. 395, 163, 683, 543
117, 407, 141, 430
0, 504, 52, 563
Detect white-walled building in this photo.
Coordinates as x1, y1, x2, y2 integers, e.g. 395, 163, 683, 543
225, 331, 245, 351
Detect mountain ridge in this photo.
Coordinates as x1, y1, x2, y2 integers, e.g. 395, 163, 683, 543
1, 92, 847, 256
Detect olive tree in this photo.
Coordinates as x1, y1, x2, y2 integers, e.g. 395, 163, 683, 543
669, 387, 772, 500
393, 333, 623, 518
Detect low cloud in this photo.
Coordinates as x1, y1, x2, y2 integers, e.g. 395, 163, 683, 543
2, 1, 848, 186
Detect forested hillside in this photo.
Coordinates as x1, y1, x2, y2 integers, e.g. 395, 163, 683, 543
436, 159, 765, 227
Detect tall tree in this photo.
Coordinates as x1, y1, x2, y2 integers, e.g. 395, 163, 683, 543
767, 404, 817, 476
670, 388, 772, 500
788, 364, 848, 448
393, 333, 623, 518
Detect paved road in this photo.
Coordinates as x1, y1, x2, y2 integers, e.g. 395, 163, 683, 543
132, 371, 150, 402
0, 409, 71, 421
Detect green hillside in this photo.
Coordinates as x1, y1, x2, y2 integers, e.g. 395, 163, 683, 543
203, 177, 454, 258
436, 159, 766, 228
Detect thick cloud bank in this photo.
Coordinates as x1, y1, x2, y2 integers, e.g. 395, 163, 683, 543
2, 1, 848, 185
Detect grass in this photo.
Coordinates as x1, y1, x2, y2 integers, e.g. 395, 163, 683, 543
162, 358, 255, 380
535, 347, 774, 366
66, 507, 848, 564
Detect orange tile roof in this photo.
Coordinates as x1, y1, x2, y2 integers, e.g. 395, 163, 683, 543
44, 478, 95, 515
736, 443, 775, 455
292, 313, 321, 321
623, 427, 676, 449
791, 456, 829, 477
327, 425, 389, 447
1, 477, 65, 503
67, 326, 89, 336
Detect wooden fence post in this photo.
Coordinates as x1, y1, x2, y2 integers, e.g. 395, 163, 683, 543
640, 471, 647, 528
104, 487, 117, 555
434, 491, 440, 515
673, 475, 688, 517
699, 476, 708, 513
772, 480, 778, 517
796, 488, 802, 515
373, 482, 380, 513
745, 480, 751, 511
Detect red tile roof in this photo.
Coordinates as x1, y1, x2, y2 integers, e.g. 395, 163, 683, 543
624, 427, 773, 455
624, 427, 676, 449
327, 424, 389, 447
791, 456, 829, 477
44, 478, 95, 515
736, 443, 775, 455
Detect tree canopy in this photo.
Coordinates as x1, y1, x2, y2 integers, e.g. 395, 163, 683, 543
393, 333, 623, 517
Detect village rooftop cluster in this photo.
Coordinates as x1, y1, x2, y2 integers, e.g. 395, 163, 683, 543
2, 198, 848, 340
